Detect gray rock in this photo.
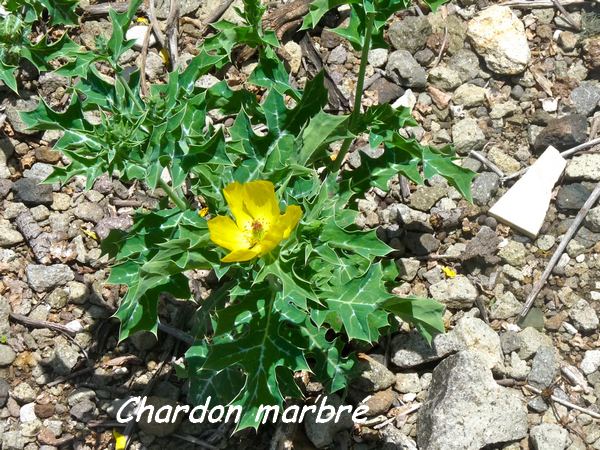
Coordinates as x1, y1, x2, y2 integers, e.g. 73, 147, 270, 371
570, 82, 600, 117
428, 66, 462, 90
556, 183, 592, 211
12, 382, 36, 404
528, 345, 559, 389
352, 356, 396, 392
410, 185, 447, 211
395, 372, 421, 393
535, 234, 556, 251
154, 0, 201, 18
453, 83, 486, 107
367, 48, 388, 68
0, 378, 9, 407
69, 399, 97, 422
1, 431, 27, 450
414, 48, 434, 66
584, 206, 600, 232
328, 45, 347, 65
517, 327, 553, 360
467, 5, 530, 75
51, 336, 80, 375
12, 178, 53, 206
0, 224, 24, 247
388, 16, 432, 53
533, 114, 588, 153
489, 100, 520, 119
500, 331, 522, 354
391, 330, 460, 369
370, 78, 404, 104
447, 49, 480, 83
565, 154, 600, 181
0, 178, 12, 199
417, 351, 528, 450
73, 202, 104, 223
489, 291, 522, 320
95, 214, 133, 240
304, 394, 353, 448
452, 118, 485, 155
429, 275, 478, 308
405, 232, 440, 255
498, 240, 527, 267
530, 423, 570, 450
581, 350, 600, 375
26, 264, 74, 292
452, 317, 503, 370
569, 298, 599, 333
396, 258, 420, 282
471, 172, 499, 206
5, 97, 39, 135
386, 50, 427, 88
23, 163, 53, 180
0, 344, 16, 366
380, 424, 417, 450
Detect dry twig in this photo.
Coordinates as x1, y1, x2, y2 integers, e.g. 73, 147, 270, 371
166, 0, 180, 70
470, 150, 505, 178
524, 384, 600, 419
9, 312, 77, 337
518, 182, 600, 321
550, 0, 582, 30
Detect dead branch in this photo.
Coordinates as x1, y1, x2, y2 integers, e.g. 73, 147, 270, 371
524, 384, 600, 419
80, 1, 145, 17
518, 182, 600, 321
14, 210, 52, 264
166, 0, 180, 70
470, 150, 505, 178
9, 312, 77, 337
500, 0, 597, 8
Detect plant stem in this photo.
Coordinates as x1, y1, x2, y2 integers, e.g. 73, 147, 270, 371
157, 177, 188, 210
331, 13, 375, 173
117, 73, 145, 112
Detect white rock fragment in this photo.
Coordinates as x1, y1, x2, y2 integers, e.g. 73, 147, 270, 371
126, 25, 156, 50
467, 5, 531, 75
489, 146, 566, 238
392, 89, 417, 111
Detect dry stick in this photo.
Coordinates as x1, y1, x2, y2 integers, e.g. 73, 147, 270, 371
148, 0, 166, 50
551, 0, 582, 29
165, 0, 180, 70
81, 1, 144, 17
204, 0, 236, 25
518, 182, 600, 321
503, 137, 600, 181
9, 312, 77, 337
139, 22, 152, 97
524, 385, 600, 419
470, 150, 505, 178
431, 26, 448, 68
158, 322, 194, 345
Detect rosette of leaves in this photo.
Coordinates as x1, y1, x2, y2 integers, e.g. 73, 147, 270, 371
0, 0, 80, 93
20, 0, 476, 431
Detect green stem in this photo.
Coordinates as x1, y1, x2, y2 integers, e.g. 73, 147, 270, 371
157, 177, 188, 210
331, 13, 375, 173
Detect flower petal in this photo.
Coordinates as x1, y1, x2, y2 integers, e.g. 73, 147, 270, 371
207, 215, 248, 252
223, 181, 253, 228
280, 205, 302, 239
242, 180, 279, 224
221, 248, 260, 263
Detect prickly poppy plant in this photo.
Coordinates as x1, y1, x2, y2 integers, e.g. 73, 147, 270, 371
20, 0, 475, 430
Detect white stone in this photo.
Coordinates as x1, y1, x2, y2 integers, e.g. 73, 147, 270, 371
489, 146, 566, 238
284, 41, 302, 74
125, 25, 156, 50
392, 89, 417, 110
581, 350, 600, 375
20, 403, 37, 423
467, 5, 531, 75
542, 98, 558, 112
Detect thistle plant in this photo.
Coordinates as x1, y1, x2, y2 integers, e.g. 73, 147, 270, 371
21, 0, 475, 430
0, 0, 80, 93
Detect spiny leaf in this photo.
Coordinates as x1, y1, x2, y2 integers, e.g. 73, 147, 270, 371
381, 297, 446, 344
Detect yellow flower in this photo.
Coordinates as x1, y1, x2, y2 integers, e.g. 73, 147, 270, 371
208, 180, 302, 263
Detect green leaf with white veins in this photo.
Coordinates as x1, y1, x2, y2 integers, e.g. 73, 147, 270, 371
382, 296, 445, 344
198, 286, 311, 430
312, 262, 396, 342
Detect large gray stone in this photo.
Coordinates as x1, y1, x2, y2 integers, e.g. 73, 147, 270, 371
429, 275, 478, 308
391, 329, 460, 369
417, 351, 528, 450
534, 114, 588, 153
570, 82, 600, 116
530, 423, 570, 450
528, 345, 559, 389
471, 172, 500, 206
12, 178, 53, 206
26, 264, 74, 292
386, 50, 427, 88
388, 16, 431, 54
565, 154, 600, 181
467, 5, 530, 75
452, 118, 485, 155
